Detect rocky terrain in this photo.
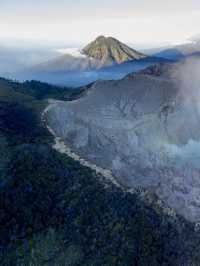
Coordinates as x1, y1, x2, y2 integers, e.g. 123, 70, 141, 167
82, 35, 146, 67
46, 62, 200, 223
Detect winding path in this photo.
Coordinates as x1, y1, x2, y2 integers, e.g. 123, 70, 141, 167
41, 100, 177, 224
42, 101, 126, 191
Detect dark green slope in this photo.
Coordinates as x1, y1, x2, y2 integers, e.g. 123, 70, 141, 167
0, 78, 84, 101
0, 77, 200, 266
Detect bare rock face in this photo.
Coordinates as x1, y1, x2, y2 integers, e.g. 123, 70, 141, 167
82, 36, 146, 67
46, 73, 200, 222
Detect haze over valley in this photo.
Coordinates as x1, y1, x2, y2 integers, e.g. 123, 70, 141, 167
1, 36, 173, 87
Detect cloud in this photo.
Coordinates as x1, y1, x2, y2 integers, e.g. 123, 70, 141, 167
163, 57, 200, 167
0, 1, 200, 44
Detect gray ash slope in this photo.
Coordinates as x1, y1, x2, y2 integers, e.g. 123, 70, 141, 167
46, 61, 200, 223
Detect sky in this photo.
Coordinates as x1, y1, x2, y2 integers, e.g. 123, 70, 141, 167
0, 0, 200, 48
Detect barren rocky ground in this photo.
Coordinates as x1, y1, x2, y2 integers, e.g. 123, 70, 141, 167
46, 71, 200, 222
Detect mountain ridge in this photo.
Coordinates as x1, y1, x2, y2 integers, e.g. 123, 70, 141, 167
82, 35, 146, 67
28, 36, 146, 73
18, 36, 173, 87
154, 40, 200, 60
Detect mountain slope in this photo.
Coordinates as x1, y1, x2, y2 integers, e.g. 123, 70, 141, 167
154, 40, 200, 60
29, 54, 99, 72
82, 35, 146, 66
46, 62, 200, 223
19, 37, 171, 87
1, 75, 200, 265
29, 36, 146, 73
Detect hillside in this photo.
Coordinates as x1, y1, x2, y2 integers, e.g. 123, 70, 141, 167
19, 37, 171, 87
1, 76, 200, 265
82, 35, 146, 66
46, 64, 200, 223
154, 40, 200, 60
28, 36, 146, 74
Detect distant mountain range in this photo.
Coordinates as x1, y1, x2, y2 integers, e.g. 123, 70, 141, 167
29, 36, 146, 73
1, 35, 200, 87
154, 40, 200, 60
17, 36, 172, 87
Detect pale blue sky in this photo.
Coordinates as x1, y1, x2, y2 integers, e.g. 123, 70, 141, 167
0, 0, 200, 46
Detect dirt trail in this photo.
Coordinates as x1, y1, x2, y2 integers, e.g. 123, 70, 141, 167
42, 101, 126, 191
41, 100, 177, 223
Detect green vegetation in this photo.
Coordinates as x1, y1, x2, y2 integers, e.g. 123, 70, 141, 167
0, 77, 84, 101
0, 77, 200, 265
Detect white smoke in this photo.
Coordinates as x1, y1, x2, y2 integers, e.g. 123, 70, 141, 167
177, 57, 200, 99
165, 57, 200, 167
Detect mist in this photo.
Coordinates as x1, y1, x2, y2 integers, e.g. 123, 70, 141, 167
0, 46, 59, 76
14, 57, 169, 87
0, 39, 83, 77
165, 57, 200, 167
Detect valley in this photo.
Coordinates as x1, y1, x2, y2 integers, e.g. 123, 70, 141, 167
14, 36, 172, 87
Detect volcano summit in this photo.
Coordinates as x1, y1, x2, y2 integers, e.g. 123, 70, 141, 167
82, 35, 146, 67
